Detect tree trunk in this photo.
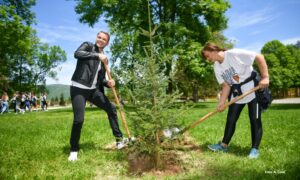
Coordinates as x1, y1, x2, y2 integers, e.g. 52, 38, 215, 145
167, 78, 173, 94
192, 81, 199, 102
18, 57, 23, 88
202, 86, 207, 101
154, 131, 161, 169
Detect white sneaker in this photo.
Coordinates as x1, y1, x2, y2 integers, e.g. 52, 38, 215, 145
116, 141, 126, 149
171, 127, 180, 133
68, 152, 78, 161
123, 138, 129, 144
163, 129, 172, 138
129, 137, 136, 142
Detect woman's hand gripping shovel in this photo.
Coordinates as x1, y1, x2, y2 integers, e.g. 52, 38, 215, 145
163, 86, 261, 139
101, 58, 135, 143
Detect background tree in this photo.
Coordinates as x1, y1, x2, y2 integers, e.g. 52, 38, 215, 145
8, 31, 38, 92
174, 41, 211, 101
261, 40, 297, 97
31, 43, 67, 92
286, 41, 300, 88
0, 0, 67, 94
0, 0, 36, 25
50, 97, 55, 106
73, 0, 231, 98
55, 96, 59, 104
0, 0, 35, 92
59, 93, 66, 106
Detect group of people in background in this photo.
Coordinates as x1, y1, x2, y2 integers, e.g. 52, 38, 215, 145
0, 92, 48, 114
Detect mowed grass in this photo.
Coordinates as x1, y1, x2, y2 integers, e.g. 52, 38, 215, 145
0, 103, 299, 179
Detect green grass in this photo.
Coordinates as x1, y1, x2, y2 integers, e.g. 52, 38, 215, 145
0, 103, 299, 179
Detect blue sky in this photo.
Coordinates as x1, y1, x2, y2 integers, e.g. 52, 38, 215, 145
31, 0, 300, 85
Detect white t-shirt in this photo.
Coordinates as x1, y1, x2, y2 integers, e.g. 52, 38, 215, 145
214, 49, 257, 104
72, 62, 102, 89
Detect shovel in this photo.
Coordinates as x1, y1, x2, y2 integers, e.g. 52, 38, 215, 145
164, 86, 261, 138
101, 59, 132, 140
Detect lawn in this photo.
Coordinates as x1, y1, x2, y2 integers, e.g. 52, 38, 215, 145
0, 102, 299, 179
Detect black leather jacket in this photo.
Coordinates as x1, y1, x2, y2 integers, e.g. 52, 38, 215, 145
71, 42, 109, 93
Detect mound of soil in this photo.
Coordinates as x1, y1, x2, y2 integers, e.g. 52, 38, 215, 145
127, 134, 202, 176
128, 151, 182, 176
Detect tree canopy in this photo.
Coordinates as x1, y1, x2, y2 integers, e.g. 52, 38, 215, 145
0, 0, 67, 94
259, 40, 300, 98
261, 40, 298, 91
73, 0, 231, 100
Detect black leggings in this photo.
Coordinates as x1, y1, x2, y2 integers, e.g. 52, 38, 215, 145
222, 98, 262, 149
70, 86, 123, 151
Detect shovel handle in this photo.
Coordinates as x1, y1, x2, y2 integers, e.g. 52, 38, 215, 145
181, 86, 260, 134
102, 60, 131, 138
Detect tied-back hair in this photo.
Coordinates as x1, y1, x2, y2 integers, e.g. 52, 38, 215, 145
98, 31, 110, 42
201, 42, 227, 59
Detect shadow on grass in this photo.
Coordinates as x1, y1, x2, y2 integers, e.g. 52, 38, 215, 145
123, 102, 212, 112
269, 104, 300, 110
50, 102, 213, 115
191, 143, 299, 179
187, 103, 211, 109
62, 142, 97, 154
51, 107, 106, 114
200, 142, 251, 157
187, 163, 297, 179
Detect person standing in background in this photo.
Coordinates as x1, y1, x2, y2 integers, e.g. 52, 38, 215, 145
1, 92, 9, 114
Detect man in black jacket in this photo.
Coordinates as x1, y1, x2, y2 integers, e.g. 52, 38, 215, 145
68, 31, 125, 161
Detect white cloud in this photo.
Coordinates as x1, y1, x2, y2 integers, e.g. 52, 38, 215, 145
235, 37, 300, 54
46, 60, 76, 85
229, 8, 278, 28
35, 23, 100, 43
56, 26, 80, 31
39, 37, 55, 43
240, 42, 264, 53
281, 37, 300, 45
250, 29, 265, 35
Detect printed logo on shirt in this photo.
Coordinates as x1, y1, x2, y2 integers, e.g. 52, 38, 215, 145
221, 67, 238, 85
232, 73, 240, 83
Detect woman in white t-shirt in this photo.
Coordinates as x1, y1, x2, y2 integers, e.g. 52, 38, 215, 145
201, 42, 269, 159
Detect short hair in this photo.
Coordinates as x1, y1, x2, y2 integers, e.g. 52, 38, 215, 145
201, 42, 227, 59
98, 31, 110, 42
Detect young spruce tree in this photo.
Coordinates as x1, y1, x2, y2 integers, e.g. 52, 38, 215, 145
128, 0, 183, 168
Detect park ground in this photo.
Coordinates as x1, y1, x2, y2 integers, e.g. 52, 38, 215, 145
0, 100, 299, 179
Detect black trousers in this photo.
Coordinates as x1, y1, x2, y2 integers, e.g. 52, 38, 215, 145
222, 98, 263, 149
70, 86, 123, 151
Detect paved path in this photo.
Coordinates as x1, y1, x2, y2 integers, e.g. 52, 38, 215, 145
45, 98, 300, 111
272, 98, 300, 104
47, 105, 72, 110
